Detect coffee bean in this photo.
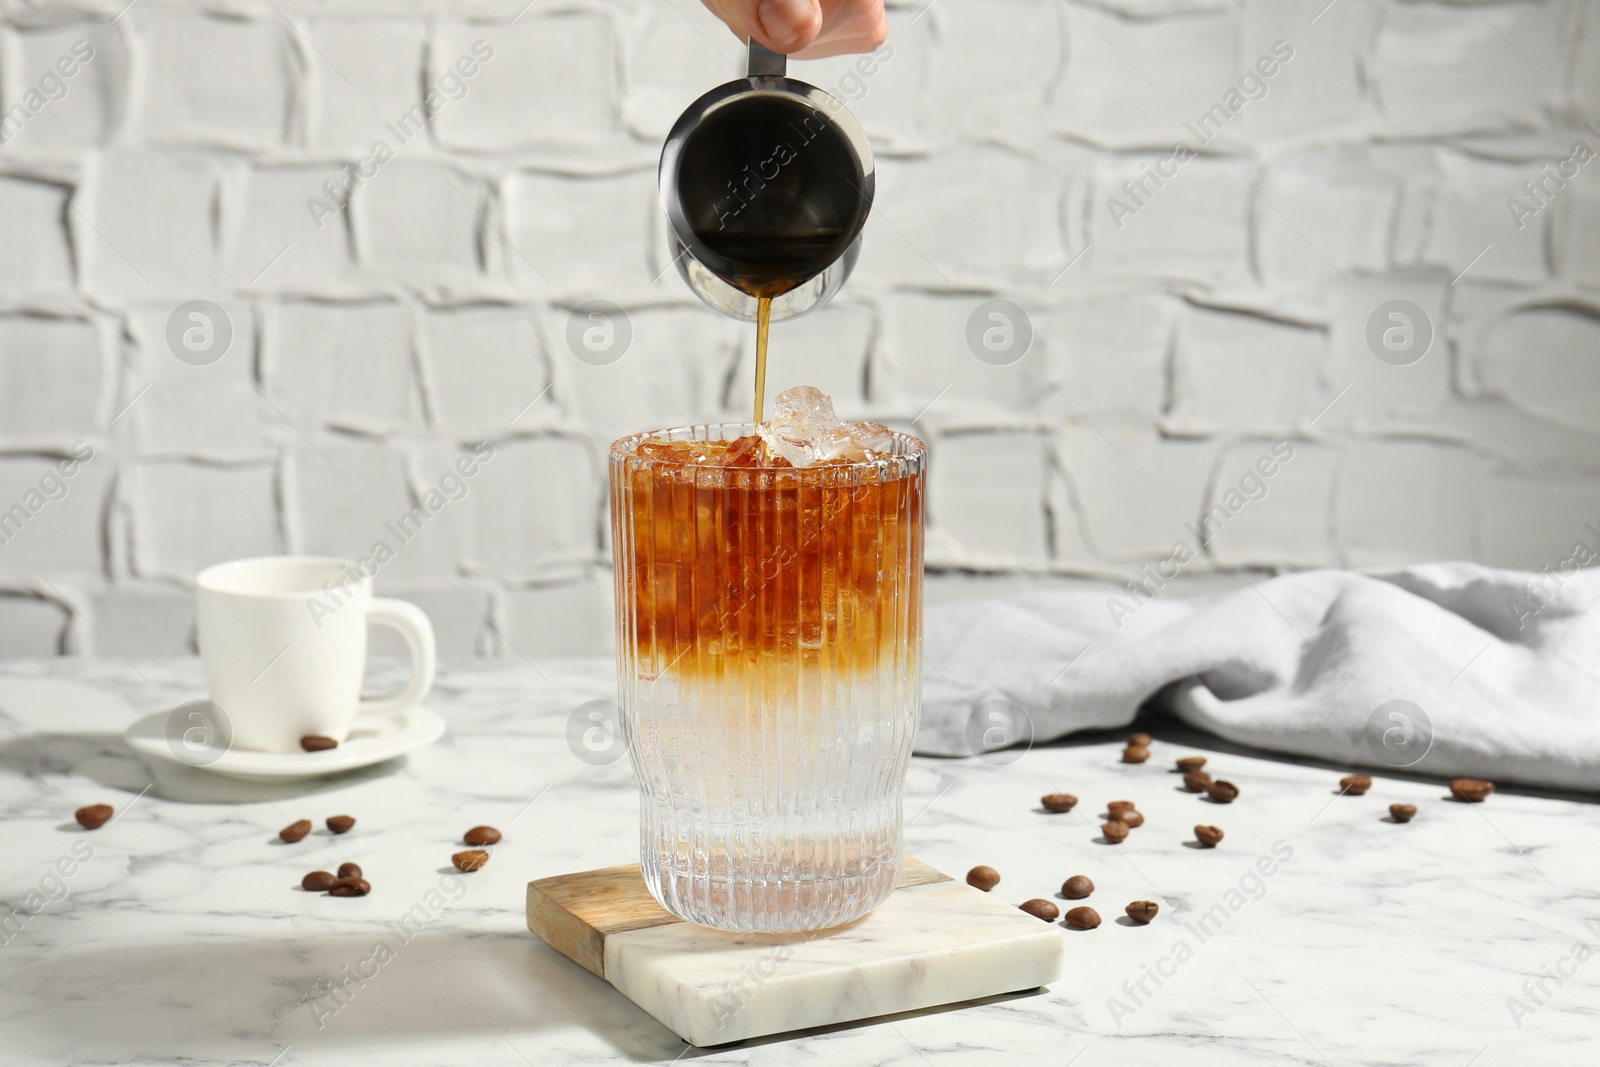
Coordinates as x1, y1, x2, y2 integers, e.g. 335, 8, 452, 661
74, 804, 113, 830
300, 735, 338, 752
464, 825, 502, 846
1194, 824, 1224, 847
1122, 744, 1150, 764
1128, 732, 1152, 747
1064, 906, 1101, 929
1101, 820, 1129, 844
279, 819, 312, 843
1176, 755, 1207, 772
1020, 898, 1060, 922
453, 849, 490, 872
1040, 793, 1078, 813
1339, 775, 1373, 796
1389, 804, 1418, 823
337, 862, 362, 880
1450, 778, 1495, 803
1107, 800, 1136, 816
1206, 780, 1239, 804
329, 877, 371, 897
326, 815, 356, 834
1119, 810, 1145, 828
1061, 875, 1094, 899
966, 865, 1000, 891
1125, 900, 1159, 924
301, 871, 337, 892
1181, 769, 1212, 793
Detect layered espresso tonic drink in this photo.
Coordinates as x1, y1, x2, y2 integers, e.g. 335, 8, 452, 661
610, 387, 925, 931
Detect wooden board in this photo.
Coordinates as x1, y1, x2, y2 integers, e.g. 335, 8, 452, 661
526, 856, 952, 979
526, 858, 1063, 1046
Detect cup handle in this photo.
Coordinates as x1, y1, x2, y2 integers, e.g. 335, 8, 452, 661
357, 598, 437, 716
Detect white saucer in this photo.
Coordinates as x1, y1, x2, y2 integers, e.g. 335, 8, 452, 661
124, 705, 445, 782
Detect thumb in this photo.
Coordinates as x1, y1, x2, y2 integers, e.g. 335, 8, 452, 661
712, 0, 824, 55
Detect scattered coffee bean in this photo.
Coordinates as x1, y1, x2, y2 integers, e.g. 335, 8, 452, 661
1064, 906, 1102, 930
1194, 824, 1224, 847
329, 877, 371, 897
279, 819, 312, 843
300, 735, 338, 752
1020, 898, 1060, 922
1041, 793, 1078, 813
302, 871, 337, 892
464, 825, 502, 846
1176, 756, 1207, 772
337, 862, 362, 880
1125, 900, 1160, 924
966, 865, 1001, 891
1119, 810, 1146, 828
1061, 874, 1094, 899
1339, 775, 1373, 796
1101, 820, 1129, 844
1182, 770, 1213, 793
1450, 778, 1495, 803
326, 815, 355, 834
1128, 731, 1152, 747
453, 850, 490, 872
1389, 803, 1418, 823
1122, 745, 1150, 764
1206, 780, 1240, 804
74, 804, 113, 830
1107, 800, 1136, 815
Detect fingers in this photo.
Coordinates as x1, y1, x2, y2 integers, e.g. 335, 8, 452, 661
700, 0, 887, 58
793, 0, 888, 59
700, 0, 824, 54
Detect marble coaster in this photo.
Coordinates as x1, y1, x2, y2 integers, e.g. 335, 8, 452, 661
525, 858, 1063, 1046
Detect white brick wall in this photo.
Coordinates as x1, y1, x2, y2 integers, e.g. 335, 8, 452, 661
1, 0, 1598, 660
0, 177, 76, 292
134, 15, 296, 149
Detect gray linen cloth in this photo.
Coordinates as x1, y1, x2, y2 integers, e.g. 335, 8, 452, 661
916, 562, 1600, 792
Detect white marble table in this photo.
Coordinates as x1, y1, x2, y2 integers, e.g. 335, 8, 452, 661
1, 657, 1597, 1066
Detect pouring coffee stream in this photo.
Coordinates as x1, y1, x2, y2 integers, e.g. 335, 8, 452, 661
754, 294, 771, 425
659, 40, 875, 426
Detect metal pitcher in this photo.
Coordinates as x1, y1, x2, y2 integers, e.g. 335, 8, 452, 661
658, 41, 874, 323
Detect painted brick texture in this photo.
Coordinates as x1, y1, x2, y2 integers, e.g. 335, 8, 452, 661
0, 0, 1597, 660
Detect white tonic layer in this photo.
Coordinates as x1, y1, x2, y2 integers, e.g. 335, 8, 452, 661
630, 663, 918, 931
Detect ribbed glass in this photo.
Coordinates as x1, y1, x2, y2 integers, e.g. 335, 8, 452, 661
609, 422, 925, 932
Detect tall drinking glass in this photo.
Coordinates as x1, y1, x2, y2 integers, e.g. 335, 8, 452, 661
609, 423, 925, 931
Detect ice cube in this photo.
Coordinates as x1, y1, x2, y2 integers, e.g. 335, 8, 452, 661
760, 386, 895, 466
811, 423, 894, 464
760, 431, 815, 468
759, 386, 841, 467
772, 385, 839, 429
721, 435, 765, 468
810, 424, 858, 464
846, 421, 895, 454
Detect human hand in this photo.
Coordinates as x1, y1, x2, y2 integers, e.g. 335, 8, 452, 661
701, 0, 888, 59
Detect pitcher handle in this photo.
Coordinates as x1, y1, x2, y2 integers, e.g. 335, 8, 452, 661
748, 39, 786, 78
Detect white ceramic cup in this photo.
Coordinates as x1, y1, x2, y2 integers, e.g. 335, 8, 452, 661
195, 556, 436, 754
